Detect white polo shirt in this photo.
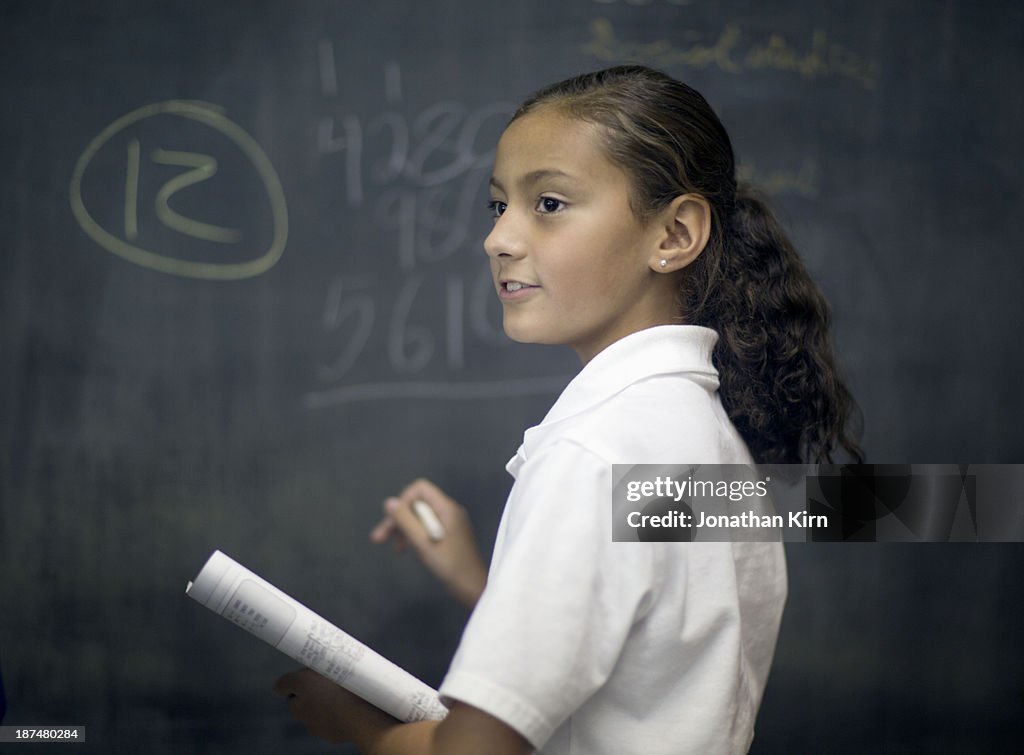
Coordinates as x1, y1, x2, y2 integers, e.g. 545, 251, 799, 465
439, 325, 787, 754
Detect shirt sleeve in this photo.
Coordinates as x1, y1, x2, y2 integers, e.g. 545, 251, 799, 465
439, 439, 660, 749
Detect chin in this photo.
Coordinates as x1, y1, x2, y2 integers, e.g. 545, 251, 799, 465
502, 319, 551, 346
503, 328, 534, 345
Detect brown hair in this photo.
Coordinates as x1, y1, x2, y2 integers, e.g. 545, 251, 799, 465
514, 65, 862, 464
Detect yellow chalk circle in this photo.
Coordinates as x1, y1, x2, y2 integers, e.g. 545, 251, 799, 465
69, 100, 288, 280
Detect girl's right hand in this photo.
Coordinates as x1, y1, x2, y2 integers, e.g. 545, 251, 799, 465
369, 478, 487, 609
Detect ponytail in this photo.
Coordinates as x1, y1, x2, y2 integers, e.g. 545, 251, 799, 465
514, 65, 863, 464
685, 184, 863, 464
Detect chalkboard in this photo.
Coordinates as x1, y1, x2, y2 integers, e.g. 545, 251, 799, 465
1, 1, 1021, 753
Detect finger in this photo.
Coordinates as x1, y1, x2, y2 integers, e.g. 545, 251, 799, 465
400, 478, 450, 511
401, 479, 468, 531
370, 496, 401, 543
369, 514, 395, 543
379, 502, 411, 551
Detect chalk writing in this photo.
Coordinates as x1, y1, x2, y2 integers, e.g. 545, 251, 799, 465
124, 138, 140, 240
311, 262, 555, 406
316, 266, 505, 387
305, 375, 573, 409
317, 40, 338, 97
318, 275, 377, 383
70, 101, 288, 280
318, 102, 510, 201
582, 17, 881, 89
150, 149, 242, 243
738, 158, 821, 199
308, 58, 555, 407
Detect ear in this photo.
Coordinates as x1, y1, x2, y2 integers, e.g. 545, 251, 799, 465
647, 194, 711, 273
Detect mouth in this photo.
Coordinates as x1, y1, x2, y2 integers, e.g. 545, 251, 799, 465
499, 279, 540, 299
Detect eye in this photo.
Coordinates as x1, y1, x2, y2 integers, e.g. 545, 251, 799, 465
487, 200, 507, 219
536, 196, 566, 214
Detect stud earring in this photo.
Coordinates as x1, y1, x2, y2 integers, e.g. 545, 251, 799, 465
659, 259, 668, 269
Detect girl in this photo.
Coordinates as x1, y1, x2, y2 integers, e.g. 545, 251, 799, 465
274, 65, 861, 754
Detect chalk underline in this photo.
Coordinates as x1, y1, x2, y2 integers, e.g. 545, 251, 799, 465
303, 375, 574, 408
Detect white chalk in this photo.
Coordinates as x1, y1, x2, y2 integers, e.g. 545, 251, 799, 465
412, 499, 445, 542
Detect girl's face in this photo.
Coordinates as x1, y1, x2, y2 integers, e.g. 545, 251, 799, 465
485, 107, 679, 363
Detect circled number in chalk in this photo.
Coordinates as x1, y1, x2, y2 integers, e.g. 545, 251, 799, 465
70, 101, 288, 280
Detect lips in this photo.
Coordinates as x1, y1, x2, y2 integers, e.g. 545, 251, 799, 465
499, 279, 539, 299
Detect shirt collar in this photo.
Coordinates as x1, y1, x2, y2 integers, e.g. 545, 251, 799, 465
541, 325, 718, 425
507, 325, 719, 476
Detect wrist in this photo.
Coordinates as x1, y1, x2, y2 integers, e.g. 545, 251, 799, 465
448, 569, 486, 609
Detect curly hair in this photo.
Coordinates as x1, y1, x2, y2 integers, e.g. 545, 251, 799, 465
513, 65, 862, 464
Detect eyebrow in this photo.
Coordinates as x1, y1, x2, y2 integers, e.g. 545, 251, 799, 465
489, 169, 574, 192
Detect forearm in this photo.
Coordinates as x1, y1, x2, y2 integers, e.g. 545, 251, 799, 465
275, 670, 530, 755
351, 703, 531, 755
351, 716, 438, 755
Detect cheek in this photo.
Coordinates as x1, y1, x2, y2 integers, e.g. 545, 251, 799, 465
546, 263, 618, 317
578, 237, 645, 295
540, 220, 645, 303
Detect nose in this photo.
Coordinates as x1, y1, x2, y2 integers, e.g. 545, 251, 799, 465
484, 210, 525, 260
